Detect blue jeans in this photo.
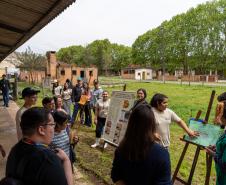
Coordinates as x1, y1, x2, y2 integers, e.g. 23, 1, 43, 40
71, 102, 80, 125
2, 91, 9, 107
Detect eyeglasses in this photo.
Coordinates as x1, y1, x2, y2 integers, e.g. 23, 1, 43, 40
42, 123, 56, 128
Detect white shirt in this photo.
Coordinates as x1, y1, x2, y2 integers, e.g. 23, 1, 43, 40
96, 98, 110, 118
54, 86, 62, 97
15, 106, 28, 140
152, 107, 181, 147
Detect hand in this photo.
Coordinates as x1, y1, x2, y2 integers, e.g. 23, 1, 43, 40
207, 145, 216, 152
205, 146, 216, 156
187, 129, 199, 137
55, 148, 70, 162
73, 136, 79, 144
0, 145, 6, 158
154, 133, 162, 141
94, 119, 97, 125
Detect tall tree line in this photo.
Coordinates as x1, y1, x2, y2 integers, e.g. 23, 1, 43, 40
57, 0, 225, 76
132, 0, 226, 76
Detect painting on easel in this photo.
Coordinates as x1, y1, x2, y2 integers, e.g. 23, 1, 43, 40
184, 119, 224, 147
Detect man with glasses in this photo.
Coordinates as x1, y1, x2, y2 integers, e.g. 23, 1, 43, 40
5, 107, 73, 185
16, 87, 40, 140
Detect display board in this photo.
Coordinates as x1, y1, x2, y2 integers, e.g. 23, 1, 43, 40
103, 91, 136, 146
184, 119, 224, 147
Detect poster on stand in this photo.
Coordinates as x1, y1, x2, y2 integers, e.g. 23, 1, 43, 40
103, 91, 136, 146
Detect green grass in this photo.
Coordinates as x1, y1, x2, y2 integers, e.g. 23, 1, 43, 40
17, 80, 225, 185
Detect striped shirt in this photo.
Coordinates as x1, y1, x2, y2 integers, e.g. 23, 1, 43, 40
51, 129, 70, 157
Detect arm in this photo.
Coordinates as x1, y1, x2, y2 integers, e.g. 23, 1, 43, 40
8, 80, 11, 90
214, 102, 224, 124
56, 148, 73, 185
177, 119, 199, 137
94, 103, 99, 124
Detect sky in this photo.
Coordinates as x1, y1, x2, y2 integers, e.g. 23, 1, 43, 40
17, 0, 210, 54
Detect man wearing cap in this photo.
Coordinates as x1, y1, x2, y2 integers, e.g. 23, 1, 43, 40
71, 77, 83, 125
15, 87, 40, 140
0, 74, 11, 107
52, 80, 62, 97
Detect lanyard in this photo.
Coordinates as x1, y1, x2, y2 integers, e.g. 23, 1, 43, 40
22, 138, 48, 148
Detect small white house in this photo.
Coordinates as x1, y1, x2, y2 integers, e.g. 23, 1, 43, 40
121, 67, 152, 80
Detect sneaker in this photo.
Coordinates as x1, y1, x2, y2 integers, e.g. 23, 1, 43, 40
104, 143, 108, 149
91, 143, 99, 148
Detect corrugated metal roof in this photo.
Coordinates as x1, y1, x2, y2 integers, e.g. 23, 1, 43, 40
0, 0, 76, 61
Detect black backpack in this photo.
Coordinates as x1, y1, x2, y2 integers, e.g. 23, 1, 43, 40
0, 178, 23, 185
0, 157, 27, 185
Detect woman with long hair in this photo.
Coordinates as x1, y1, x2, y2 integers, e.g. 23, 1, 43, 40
130, 88, 148, 112
62, 82, 72, 117
111, 104, 172, 185
150, 93, 198, 149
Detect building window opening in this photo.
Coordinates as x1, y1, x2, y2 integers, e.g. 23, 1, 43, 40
72, 70, 77, 75
89, 71, 93, 76
80, 71, 85, 78
61, 69, 65, 76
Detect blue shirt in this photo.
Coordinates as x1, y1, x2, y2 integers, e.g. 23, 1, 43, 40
111, 143, 172, 185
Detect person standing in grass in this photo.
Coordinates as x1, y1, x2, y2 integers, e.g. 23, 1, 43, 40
214, 92, 226, 128
16, 87, 40, 140
111, 104, 172, 185
71, 77, 83, 125
62, 82, 72, 117
206, 129, 226, 185
150, 93, 199, 149
90, 80, 103, 114
91, 91, 110, 148
130, 88, 148, 112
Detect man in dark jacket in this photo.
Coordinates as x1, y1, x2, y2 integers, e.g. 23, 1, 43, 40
0, 74, 11, 107
71, 77, 83, 125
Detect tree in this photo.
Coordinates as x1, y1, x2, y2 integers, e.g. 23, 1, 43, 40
57, 45, 85, 65
111, 43, 132, 74
17, 47, 46, 84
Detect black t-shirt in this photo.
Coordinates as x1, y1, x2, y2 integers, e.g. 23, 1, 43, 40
6, 141, 68, 185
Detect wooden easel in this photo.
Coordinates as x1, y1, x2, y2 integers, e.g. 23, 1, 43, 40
172, 90, 215, 185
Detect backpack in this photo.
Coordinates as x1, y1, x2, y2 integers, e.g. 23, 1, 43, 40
0, 156, 28, 185
0, 178, 23, 185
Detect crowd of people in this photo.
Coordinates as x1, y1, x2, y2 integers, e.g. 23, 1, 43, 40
0, 75, 226, 185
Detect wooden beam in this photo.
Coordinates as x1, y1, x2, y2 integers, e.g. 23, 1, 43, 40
0, 42, 12, 48
0, 23, 26, 34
